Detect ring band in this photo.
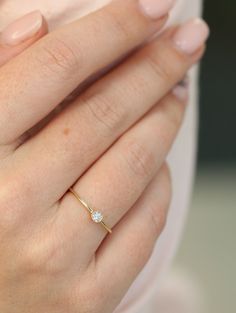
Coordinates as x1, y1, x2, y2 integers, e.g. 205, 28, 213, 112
69, 188, 112, 234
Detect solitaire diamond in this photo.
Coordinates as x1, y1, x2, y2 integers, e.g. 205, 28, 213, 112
91, 211, 103, 223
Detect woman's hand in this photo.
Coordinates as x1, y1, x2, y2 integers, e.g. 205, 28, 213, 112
0, 0, 209, 312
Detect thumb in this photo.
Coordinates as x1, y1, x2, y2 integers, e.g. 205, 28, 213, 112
0, 10, 48, 66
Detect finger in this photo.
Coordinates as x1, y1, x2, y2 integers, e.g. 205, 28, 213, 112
1, 90, 183, 270
57, 89, 185, 264
13, 19, 209, 209
0, 0, 170, 144
0, 11, 48, 66
95, 164, 171, 306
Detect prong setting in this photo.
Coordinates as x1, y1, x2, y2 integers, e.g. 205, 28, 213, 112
91, 211, 103, 223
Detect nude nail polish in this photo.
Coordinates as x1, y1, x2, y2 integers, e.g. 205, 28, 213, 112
1, 10, 43, 46
173, 18, 210, 54
172, 76, 189, 102
139, 0, 176, 20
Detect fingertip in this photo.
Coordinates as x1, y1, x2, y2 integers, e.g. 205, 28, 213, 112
0, 11, 48, 66
16, 14, 49, 46
172, 76, 189, 103
1, 10, 45, 47
37, 15, 49, 38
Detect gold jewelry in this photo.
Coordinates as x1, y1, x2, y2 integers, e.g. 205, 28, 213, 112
69, 188, 112, 234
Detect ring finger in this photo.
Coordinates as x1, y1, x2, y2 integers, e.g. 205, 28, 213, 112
57, 89, 187, 264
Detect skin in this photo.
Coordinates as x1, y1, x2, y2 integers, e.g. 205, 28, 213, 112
0, 1, 205, 312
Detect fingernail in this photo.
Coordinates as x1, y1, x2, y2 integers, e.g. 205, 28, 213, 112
172, 76, 189, 102
139, 0, 176, 20
1, 10, 43, 46
173, 18, 210, 54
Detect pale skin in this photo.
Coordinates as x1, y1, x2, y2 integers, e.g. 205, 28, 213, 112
0, 0, 207, 312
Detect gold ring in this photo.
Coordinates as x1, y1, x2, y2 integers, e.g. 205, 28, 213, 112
69, 188, 112, 234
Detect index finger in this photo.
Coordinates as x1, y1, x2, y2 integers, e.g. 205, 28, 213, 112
0, 0, 172, 145
0, 11, 48, 66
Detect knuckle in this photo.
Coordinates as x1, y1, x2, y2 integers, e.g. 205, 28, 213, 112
146, 41, 185, 84
84, 92, 124, 135
20, 237, 65, 276
147, 52, 171, 83
71, 269, 104, 313
0, 177, 31, 232
37, 36, 80, 79
19, 247, 44, 274
104, 7, 134, 44
80, 288, 104, 313
124, 140, 155, 178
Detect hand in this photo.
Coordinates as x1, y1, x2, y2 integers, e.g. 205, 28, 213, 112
0, 1, 209, 312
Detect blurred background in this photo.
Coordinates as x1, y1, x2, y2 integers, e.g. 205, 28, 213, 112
173, 0, 236, 312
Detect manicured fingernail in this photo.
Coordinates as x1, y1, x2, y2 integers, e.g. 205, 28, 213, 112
172, 76, 189, 102
1, 10, 43, 46
173, 18, 210, 54
139, 0, 176, 19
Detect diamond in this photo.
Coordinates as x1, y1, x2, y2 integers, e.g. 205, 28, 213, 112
91, 211, 103, 223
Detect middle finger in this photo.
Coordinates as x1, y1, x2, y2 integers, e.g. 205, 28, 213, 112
0, 0, 169, 145
59, 91, 184, 263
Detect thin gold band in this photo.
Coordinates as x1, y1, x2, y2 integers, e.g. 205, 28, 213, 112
69, 188, 112, 234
